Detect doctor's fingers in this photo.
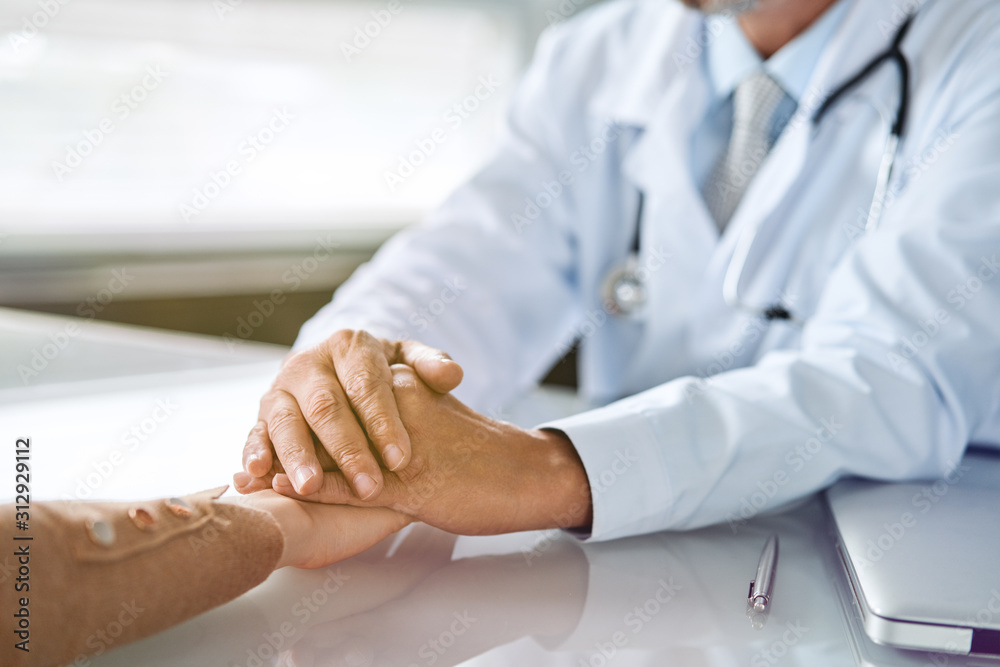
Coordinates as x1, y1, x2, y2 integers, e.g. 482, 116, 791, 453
258, 388, 331, 496
324, 331, 412, 473
243, 418, 277, 477
238, 438, 338, 494
389, 339, 464, 394
276, 362, 387, 501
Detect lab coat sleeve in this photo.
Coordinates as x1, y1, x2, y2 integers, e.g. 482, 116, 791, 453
293, 18, 605, 413
543, 43, 1000, 541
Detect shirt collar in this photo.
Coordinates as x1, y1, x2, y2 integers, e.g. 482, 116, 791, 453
705, 0, 850, 104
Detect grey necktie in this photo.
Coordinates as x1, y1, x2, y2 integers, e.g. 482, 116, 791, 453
703, 70, 791, 232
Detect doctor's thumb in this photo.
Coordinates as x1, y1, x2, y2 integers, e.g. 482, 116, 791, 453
398, 341, 464, 393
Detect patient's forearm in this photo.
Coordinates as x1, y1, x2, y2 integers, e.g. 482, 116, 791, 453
0, 487, 283, 667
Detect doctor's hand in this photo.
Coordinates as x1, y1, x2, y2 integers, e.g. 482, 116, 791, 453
268, 365, 593, 536
235, 330, 464, 501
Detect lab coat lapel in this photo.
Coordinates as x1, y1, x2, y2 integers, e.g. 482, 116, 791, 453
620, 50, 718, 289
614, 41, 725, 383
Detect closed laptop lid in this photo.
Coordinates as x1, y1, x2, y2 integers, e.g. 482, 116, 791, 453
826, 449, 1000, 633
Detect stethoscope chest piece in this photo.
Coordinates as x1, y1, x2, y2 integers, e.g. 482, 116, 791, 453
602, 254, 648, 316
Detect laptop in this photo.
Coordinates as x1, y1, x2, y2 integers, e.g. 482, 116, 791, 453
825, 448, 1000, 659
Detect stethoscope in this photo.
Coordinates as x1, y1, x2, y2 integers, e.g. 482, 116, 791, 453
602, 12, 916, 322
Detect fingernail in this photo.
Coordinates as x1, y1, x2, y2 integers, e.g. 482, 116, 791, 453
293, 466, 314, 493
233, 471, 251, 489
353, 473, 378, 500
383, 444, 404, 470
273, 474, 293, 491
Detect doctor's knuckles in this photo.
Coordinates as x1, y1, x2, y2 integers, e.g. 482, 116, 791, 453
272, 365, 594, 536
239, 331, 463, 500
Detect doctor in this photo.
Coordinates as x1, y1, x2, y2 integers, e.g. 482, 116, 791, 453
235, 0, 1000, 541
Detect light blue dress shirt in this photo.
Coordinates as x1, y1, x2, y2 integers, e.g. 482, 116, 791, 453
692, 1, 850, 190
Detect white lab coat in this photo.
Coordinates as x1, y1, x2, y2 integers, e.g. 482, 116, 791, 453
297, 0, 1000, 541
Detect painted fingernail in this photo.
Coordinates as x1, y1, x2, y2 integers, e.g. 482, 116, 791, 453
383, 444, 404, 470
293, 466, 314, 493
353, 473, 378, 500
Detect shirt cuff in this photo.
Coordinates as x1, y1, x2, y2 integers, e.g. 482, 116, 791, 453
540, 399, 676, 542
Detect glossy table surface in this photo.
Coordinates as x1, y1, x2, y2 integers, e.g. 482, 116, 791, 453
2, 307, 983, 667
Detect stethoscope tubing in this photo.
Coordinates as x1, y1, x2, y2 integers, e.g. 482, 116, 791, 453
607, 12, 918, 322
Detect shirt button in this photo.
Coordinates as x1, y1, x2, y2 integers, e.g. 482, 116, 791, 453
87, 519, 116, 547
128, 507, 156, 531
165, 497, 194, 518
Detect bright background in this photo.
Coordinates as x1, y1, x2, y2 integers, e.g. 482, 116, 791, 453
0, 0, 594, 357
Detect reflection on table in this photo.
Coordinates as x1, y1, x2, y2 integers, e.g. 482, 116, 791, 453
92, 498, 855, 667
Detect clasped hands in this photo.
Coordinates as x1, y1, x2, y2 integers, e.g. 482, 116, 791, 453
233, 330, 592, 561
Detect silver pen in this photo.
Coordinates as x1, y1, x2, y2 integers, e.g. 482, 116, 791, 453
746, 534, 779, 630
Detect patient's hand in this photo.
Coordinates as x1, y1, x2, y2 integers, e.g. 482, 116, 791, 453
225, 490, 412, 569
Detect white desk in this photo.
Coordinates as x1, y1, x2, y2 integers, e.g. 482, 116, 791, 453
0, 309, 974, 666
